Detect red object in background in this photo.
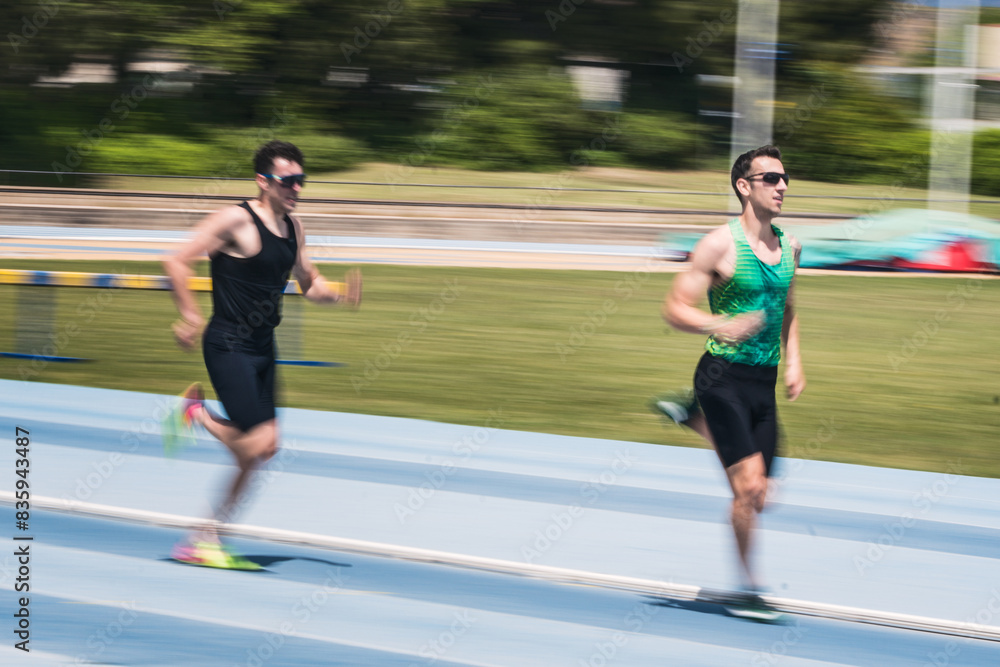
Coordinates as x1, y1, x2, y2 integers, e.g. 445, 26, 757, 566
891, 238, 991, 273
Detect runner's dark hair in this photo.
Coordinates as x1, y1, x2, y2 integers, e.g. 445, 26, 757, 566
731, 145, 781, 204
254, 141, 304, 174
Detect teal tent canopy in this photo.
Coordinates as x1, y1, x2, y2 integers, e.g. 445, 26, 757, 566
659, 209, 1000, 272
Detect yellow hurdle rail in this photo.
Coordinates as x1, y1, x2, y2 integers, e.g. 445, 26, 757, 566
0, 269, 309, 294
0, 270, 345, 367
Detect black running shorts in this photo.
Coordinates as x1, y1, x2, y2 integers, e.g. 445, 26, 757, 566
693, 352, 779, 475
202, 321, 277, 432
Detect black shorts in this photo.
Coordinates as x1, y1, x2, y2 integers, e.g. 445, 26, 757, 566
693, 352, 779, 475
202, 321, 277, 432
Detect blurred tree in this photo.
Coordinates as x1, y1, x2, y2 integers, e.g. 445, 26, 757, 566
1, 1, 82, 81
0, 0, 918, 177
781, 3, 889, 64
779, 65, 929, 185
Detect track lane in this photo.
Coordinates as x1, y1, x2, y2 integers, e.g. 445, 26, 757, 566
6, 507, 1000, 667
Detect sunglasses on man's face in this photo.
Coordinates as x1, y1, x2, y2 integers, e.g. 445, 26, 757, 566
745, 172, 789, 186
259, 173, 306, 188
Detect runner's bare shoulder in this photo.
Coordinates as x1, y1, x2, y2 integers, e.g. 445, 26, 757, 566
186, 204, 254, 258
690, 224, 734, 273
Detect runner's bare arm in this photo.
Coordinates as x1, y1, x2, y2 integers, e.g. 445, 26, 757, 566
664, 230, 728, 333
782, 237, 806, 400
290, 217, 362, 308
664, 229, 762, 343
162, 206, 244, 348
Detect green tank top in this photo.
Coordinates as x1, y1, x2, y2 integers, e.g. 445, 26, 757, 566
705, 219, 795, 367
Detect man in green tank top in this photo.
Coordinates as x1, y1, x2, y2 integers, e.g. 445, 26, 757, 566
661, 145, 805, 617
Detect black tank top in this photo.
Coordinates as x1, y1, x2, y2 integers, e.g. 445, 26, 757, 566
209, 201, 298, 340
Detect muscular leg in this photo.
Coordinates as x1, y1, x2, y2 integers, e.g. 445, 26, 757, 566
682, 412, 715, 445
723, 452, 768, 590
190, 407, 278, 541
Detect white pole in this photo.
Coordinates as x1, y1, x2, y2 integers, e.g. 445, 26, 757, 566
928, 0, 980, 216
730, 0, 780, 211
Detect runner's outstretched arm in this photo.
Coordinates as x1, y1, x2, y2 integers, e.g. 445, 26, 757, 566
289, 216, 362, 308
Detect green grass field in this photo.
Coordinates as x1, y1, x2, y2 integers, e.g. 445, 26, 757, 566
103, 163, 1000, 220
1, 259, 997, 478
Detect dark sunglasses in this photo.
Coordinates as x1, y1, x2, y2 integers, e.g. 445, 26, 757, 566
259, 173, 306, 188
745, 172, 789, 185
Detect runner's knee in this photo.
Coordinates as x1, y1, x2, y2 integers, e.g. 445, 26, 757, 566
235, 421, 278, 463
733, 475, 767, 512
259, 439, 278, 461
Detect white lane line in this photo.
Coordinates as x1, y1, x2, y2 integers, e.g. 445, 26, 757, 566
0, 228, 664, 257
3, 492, 998, 642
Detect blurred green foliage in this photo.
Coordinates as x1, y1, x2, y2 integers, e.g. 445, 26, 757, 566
2, 0, 999, 196
417, 68, 586, 171
615, 112, 701, 170
972, 130, 1000, 197
778, 66, 931, 186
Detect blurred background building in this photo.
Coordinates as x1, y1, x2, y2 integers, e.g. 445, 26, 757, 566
0, 1, 997, 198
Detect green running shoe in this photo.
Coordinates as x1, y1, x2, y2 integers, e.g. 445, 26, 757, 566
171, 541, 262, 571
649, 388, 701, 426
723, 592, 787, 624
162, 382, 204, 457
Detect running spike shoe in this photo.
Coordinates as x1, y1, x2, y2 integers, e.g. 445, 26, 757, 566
649, 388, 701, 426
161, 382, 204, 456
171, 541, 262, 571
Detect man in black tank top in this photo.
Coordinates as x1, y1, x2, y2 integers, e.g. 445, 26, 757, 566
162, 140, 362, 569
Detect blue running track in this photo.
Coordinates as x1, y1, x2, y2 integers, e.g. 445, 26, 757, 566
0, 379, 999, 666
